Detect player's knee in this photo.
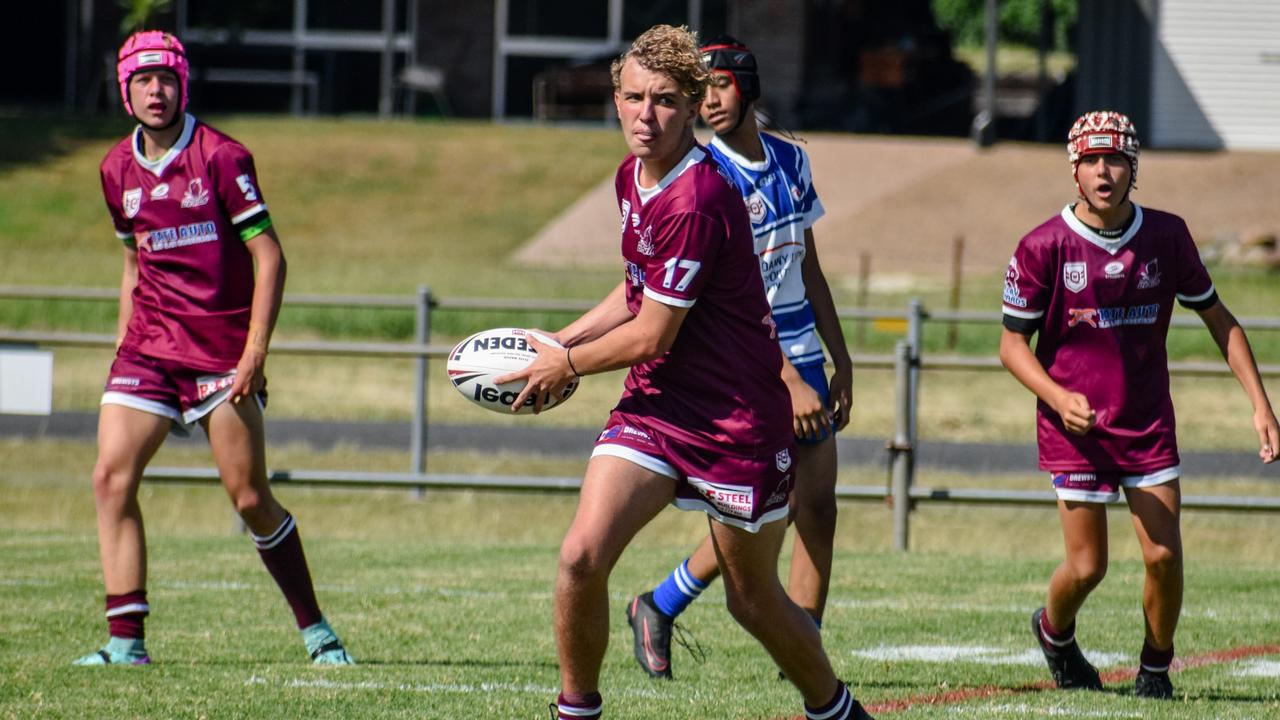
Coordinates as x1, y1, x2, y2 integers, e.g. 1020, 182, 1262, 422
230, 488, 269, 522
794, 492, 837, 532
557, 537, 608, 584
90, 463, 136, 509
723, 585, 775, 631
1143, 542, 1181, 577
1068, 556, 1107, 590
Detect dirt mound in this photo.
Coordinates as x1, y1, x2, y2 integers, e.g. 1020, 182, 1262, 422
516, 134, 1280, 287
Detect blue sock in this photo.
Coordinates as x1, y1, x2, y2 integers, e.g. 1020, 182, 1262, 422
651, 558, 709, 619
813, 616, 822, 631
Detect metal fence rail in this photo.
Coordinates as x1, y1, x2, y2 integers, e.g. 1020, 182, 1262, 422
6, 285, 1280, 549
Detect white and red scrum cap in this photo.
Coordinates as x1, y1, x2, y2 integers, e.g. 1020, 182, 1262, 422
117, 30, 190, 116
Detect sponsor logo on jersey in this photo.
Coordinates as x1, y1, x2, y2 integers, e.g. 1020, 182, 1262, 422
625, 260, 646, 287
108, 376, 141, 387
123, 188, 142, 218
619, 199, 631, 232
1063, 262, 1087, 293
746, 192, 767, 224
636, 226, 655, 257
136, 221, 219, 252
149, 183, 169, 200
1068, 304, 1159, 329
715, 165, 734, 187
1003, 257, 1027, 307
181, 178, 210, 208
1104, 260, 1125, 279
1137, 258, 1161, 289
196, 373, 236, 401
759, 251, 796, 289
688, 477, 754, 518
775, 448, 792, 472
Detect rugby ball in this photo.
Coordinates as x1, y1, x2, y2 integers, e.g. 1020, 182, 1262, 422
446, 327, 579, 414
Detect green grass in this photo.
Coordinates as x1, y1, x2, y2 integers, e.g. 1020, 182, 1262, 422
2, 440, 1279, 719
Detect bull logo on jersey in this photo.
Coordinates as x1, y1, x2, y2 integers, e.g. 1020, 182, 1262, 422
181, 178, 209, 208
1068, 308, 1099, 328
636, 226, 655, 257
1063, 262, 1087, 293
746, 192, 767, 224
123, 188, 142, 218
1137, 258, 1161, 289
1003, 256, 1027, 308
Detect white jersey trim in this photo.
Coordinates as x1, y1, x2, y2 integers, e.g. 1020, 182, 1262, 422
634, 145, 707, 206
642, 286, 696, 308
671, 496, 789, 533
710, 133, 770, 173
131, 113, 196, 178
1003, 306, 1045, 320
101, 391, 193, 437
590, 444, 679, 479
1176, 285, 1216, 304
231, 203, 269, 225
1060, 203, 1145, 255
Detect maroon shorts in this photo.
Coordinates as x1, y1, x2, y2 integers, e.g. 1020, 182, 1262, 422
591, 411, 795, 533
1050, 466, 1180, 503
101, 346, 264, 436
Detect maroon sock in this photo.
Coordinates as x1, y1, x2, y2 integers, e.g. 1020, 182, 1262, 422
105, 590, 149, 640
253, 514, 323, 629
1140, 640, 1174, 673
1040, 610, 1076, 646
555, 692, 602, 720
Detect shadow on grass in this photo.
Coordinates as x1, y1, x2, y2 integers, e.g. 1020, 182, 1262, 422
351, 657, 560, 671
0, 114, 132, 172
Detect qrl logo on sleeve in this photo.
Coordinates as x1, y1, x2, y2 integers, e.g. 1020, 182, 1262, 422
1063, 262, 1087, 293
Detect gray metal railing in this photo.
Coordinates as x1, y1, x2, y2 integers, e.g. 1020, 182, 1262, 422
4, 285, 1279, 547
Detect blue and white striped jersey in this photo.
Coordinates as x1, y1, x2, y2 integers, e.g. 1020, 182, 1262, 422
708, 132, 826, 367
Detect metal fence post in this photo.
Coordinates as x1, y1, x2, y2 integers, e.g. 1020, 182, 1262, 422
411, 286, 432, 488
890, 339, 914, 551
907, 298, 925, 449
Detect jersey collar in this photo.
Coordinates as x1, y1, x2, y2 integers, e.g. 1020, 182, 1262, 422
709, 133, 772, 173
1060, 203, 1144, 255
634, 144, 706, 205
132, 113, 196, 178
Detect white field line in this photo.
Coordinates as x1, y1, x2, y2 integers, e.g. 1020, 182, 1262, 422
244, 674, 664, 699
850, 644, 1131, 668
1232, 659, 1280, 677
952, 703, 1144, 718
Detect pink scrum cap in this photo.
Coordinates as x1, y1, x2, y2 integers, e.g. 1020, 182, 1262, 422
117, 30, 189, 116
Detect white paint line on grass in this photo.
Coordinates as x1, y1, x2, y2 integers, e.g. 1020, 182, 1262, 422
851, 644, 1130, 668
954, 702, 1143, 718
1232, 659, 1280, 678
245, 674, 663, 699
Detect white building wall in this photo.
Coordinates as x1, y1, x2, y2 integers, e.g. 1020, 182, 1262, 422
1150, 0, 1280, 149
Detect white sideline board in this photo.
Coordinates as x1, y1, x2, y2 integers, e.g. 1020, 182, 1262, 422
0, 348, 53, 415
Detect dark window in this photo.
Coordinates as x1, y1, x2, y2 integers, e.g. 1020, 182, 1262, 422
623, 0, 688, 39
187, 2, 291, 30
308, 0, 407, 32
508, 0, 608, 38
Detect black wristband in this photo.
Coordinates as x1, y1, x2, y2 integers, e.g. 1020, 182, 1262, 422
566, 346, 582, 377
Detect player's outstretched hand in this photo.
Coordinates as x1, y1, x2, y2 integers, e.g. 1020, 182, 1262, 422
828, 365, 853, 432
230, 347, 267, 404
787, 374, 832, 441
1254, 408, 1279, 464
494, 331, 575, 414
1054, 390, 1096, 435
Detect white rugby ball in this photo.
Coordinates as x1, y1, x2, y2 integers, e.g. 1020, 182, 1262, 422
446, 327, 579, 414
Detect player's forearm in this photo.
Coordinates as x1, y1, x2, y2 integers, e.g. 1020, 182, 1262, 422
999, 329, 1069, 407
566, 299, 683, 376
559, 281, 633, 346
1223, 326, 1273, 414
246, 243, 286, 354
801, 235, 851, 368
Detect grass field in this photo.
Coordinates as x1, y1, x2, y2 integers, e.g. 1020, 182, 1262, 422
3, 441, 1279, 720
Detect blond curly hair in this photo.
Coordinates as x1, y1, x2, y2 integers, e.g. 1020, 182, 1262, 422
611, 24, 710, 100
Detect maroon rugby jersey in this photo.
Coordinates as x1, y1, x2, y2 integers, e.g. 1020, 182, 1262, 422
1002, 204, 1217, 472
100, 114, 273, 370
611, 145, 792, 455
